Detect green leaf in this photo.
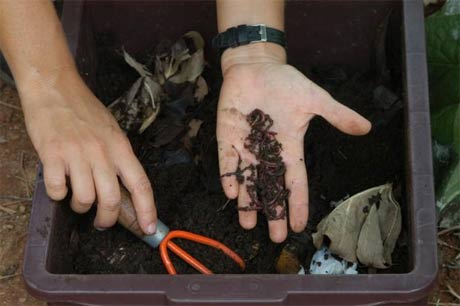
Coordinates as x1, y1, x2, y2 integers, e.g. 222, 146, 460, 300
427, 0, 460, 227
431, 104, 460, 153
425, 3, 460, 112
454, 104, 460, 153
437, 162, 460, 227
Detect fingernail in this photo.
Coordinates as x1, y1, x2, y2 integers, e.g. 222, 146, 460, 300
95, 226, 107, 232
146, 223, 156, 235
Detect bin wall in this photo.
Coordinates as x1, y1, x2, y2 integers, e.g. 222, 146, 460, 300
23, 1, 437, 305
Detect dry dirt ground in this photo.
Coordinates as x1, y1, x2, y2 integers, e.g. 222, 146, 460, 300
0, 81, 458, 305
0, 80, 44, 306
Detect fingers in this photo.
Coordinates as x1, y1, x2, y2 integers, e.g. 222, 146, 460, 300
236, 153, 288, 242
239, 170, 289, 242
238, 179, 257, 230
268, 215, 288, 243
264, 140, 307, 243
282, 143, 309, 233
42, 155, 68, 201
315, 92, 372, 136
117, 148, 157, 235
69, 160, 95, 214
42, 134, 155, 234
92, 161, 121, 229
217, 141, 239, 199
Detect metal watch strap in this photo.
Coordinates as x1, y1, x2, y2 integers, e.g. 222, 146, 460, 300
212, 24, 286, 50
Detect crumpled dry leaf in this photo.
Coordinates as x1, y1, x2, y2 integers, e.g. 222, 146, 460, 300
154, 50, 190, 84
356, 204, 386, 268
188, 119, 203, 138
183, 31, 205, 50
154, 32, 205, 85
109, 49, 163, 134
183, 119, 203, 151
122, 47, 152, 77
108, 75, 162, 134
169, 49, 204, 84
312, 183, 401, 269
194, 76, 208, 102
109, 32, 206, 138
139, 77, 162, 133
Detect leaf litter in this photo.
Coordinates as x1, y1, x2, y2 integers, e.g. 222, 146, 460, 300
312, 183, 401, 269
109, 31, 207, 139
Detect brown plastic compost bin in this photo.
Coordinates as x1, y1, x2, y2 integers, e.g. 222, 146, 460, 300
23, 0, 438, 305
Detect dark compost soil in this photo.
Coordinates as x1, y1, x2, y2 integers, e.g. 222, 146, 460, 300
70, 30, 408, 274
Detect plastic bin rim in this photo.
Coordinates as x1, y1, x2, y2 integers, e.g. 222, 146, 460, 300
22, 0, 438, 304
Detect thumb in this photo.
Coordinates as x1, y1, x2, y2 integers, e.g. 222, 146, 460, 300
314, 92, 372, 136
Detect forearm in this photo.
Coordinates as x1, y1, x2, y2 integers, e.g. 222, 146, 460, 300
217, 0, 284, 32
0, 0, 77, 94
216, 0, 286, 74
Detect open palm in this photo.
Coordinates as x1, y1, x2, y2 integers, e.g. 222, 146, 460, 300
217, 63, 371, 242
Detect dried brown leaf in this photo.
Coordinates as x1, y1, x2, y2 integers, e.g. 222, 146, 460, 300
188, 119, 203, 138
183, 119, 203, 150
169, 49, 204, 84
312, 184, 401, 268
109, 76, 162, 133
183, 31, 205, 50
356, 204, 386, 268
312, 190, 369, 262
122, 47, 151, 77
194, 76, 208, 102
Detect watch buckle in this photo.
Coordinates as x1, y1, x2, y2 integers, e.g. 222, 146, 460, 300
253, 24, 267, 43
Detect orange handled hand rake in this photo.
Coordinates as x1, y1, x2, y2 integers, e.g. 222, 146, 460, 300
159, 230, 245, 274
117, 186, 245, 274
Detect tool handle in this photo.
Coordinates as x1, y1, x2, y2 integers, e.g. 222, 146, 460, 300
118, 186, 169, 248
118, 186, 144, 237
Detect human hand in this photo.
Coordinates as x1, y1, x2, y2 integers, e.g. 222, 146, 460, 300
217, 43, 371, 243
19, 68, 157, 234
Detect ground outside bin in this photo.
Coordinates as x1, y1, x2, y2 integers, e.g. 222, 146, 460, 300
23, 1, 438, 305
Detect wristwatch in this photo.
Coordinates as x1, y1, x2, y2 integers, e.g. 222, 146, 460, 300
212, 24, 287, 51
